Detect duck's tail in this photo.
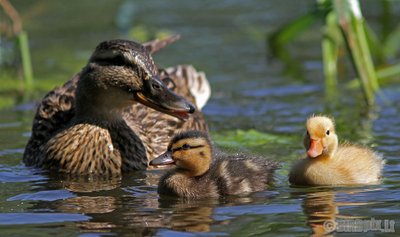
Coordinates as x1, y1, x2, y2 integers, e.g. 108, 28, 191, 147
164, 65, 211, 110
143, 34, 181, 54
143, 36, 211, 110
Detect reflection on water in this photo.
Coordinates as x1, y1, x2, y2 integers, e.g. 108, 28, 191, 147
163, 206, 214, 232
47, 173, 122, 193
301, 190, 337, 236
294, 186, 397, 236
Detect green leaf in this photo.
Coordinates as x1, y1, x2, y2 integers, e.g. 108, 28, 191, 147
212, 129, 293, 149
382, 23, 400, 58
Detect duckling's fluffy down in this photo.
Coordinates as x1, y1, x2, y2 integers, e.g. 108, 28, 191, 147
158, 155, 278, 199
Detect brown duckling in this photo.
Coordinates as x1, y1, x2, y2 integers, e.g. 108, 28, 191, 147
289, 115, 384, 186
23, 36, 210, 175
150, 131, 278, 199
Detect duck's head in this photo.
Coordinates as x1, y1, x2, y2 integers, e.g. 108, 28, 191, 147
150, 131, 212, 177
304, 115, 338, 158
75, 39, 195, 121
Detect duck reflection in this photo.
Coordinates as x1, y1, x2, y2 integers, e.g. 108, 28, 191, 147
28, 170, 161, 235
47, 172, 122, 192
157, 198, 219, 232
168, 206, 214, 232
154, 192, 275, 233
295, 187, 375, 236
300, 189, 337, 236
26, 169, 276, 235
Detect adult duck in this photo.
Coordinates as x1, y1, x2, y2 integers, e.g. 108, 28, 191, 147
23, 36, 210, 175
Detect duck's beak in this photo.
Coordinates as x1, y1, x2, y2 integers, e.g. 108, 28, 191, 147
149, 151, 175, 166
135, 76, 195, 120
307, 139, 323, 158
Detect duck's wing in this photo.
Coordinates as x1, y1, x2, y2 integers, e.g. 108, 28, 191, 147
23, 73, 79, 165
123, 64, 210, 160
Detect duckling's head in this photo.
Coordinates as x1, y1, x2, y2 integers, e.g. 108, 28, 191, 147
304, 115, 338, 158
150, 131, 212, 177
75, 39, 195, 121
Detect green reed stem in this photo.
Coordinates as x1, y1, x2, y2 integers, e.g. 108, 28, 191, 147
16, 31, 33, 88
322, 11, 339, 99
334, 0, 379, 105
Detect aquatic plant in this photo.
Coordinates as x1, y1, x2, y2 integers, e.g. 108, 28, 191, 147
269, 0, 400, 105
0, 0, 33, 88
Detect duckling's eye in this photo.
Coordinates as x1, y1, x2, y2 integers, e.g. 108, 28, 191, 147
182, 144, 191, 150
326, 130, 330, 135
306, 130, 309, 136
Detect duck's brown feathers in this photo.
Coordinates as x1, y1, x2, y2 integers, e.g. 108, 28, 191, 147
39, 121, 149, 174
23, 36, 210, 174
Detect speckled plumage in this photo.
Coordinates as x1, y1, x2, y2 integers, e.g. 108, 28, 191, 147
159, 156, 277, 199
151, 131, 278, 199
23, 36, 210, 175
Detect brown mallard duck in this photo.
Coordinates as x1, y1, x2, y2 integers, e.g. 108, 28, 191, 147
289, 115, 384, 186
23, 36, 210, 175
150, 131, 278, 199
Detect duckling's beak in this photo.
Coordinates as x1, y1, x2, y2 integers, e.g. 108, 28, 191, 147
135, 77, 195, 120
149, 151, 175, 166
307, 139, 323, 158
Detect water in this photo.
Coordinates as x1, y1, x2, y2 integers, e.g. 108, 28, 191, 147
1, 0, 400, 236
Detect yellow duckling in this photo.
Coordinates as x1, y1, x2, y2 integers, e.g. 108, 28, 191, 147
150, 131, 278, 198
289, 115, 384, 186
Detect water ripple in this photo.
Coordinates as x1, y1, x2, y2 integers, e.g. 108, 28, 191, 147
242, 84, 320, 97
0, 148, 24, 156
214, 203, 301, 216
0, 213, 90, 225
7, 189, 76, 202
0, 165, 47, 183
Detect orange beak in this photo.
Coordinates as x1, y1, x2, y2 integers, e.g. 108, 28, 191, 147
307, 139, 323, 158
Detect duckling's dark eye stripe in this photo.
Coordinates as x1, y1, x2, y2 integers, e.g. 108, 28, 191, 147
172, 145, 204, 153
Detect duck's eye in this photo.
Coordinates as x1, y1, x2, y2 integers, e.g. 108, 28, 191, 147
306, 130, 309, 136
326, 130, 330, 135
152, 82, 161, 90
182, 144, 191, 150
